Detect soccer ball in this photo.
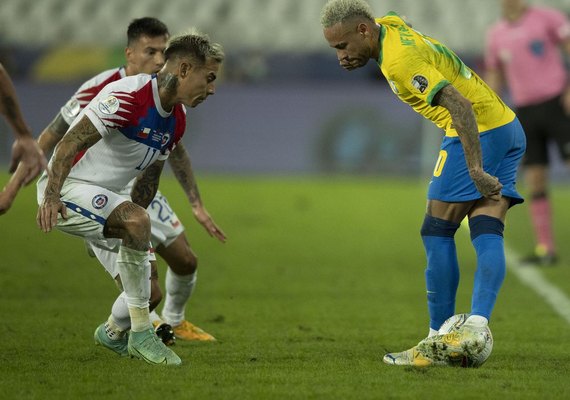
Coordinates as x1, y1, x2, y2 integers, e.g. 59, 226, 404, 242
438, 313, 493, 368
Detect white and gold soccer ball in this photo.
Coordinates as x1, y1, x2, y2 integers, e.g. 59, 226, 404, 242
438, 313, 494, 368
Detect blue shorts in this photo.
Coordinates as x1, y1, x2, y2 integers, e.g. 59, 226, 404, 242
427, 118, 526, 206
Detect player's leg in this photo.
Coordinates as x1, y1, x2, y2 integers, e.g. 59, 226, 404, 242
418, 118, 526, 362
105, 202, 181, 365
156, 233, 215, 341
517, 103, 556, 265
148, 191, 215, 341
385, 136, 474, 367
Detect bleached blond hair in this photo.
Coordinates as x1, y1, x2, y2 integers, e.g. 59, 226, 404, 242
320, 0, 375, 28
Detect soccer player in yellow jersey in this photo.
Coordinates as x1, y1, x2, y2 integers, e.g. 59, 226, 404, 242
322, 0, 526, 367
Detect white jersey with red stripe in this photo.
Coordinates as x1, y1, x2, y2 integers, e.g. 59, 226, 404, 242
53, 73, 186, 193
60, 67, 127, 125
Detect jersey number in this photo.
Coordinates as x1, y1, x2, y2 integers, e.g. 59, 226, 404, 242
150, 194, 175, 223
433, 150, 448, 177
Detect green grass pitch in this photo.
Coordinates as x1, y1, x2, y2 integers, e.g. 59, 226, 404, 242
1, 174, 569, 399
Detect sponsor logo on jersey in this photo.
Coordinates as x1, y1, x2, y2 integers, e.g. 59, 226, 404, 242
137, 128, 151, 139
92, 194, 109, 209
98, 96, 120, 114
411, 75, 428, 93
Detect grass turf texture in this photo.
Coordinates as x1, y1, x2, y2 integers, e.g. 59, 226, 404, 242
1, 174, 569, 399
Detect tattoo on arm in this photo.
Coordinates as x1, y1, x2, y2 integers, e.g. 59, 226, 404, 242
38, 113, 70, 154
168, 143, 202, 205
45, 115, 101, 198
131, 160, 164, 208
433, 85, 482, 172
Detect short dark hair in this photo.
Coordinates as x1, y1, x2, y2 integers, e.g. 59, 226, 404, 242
127, 17, 169, 45
164, 30, 225, 66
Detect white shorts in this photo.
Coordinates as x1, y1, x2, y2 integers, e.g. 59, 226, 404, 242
85, 190, 182, 278
148, 191, 185, 248
38, 179, 129, 241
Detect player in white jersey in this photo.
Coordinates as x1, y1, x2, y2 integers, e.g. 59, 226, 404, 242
37, 32, 225, 366
7, 18, 225, 346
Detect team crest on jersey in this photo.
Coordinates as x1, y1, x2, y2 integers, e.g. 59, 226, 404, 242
411, 75, 428, 93
161, 133, 171, 146
92, 194, 108, 209
98, 96, 120, 115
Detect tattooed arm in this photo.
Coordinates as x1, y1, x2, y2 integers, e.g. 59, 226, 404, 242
37, 115, 101, 232
0, 63, 46, 183
169, 143, 202, 206
131, 160, 165, 209
168, 143, 226, 242
433, 84, 502, 200
38, 113, 70, 156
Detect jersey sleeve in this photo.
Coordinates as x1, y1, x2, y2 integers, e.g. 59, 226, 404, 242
83, 88, 141, 137
393, 53, 450, 106
542, 8, 570, 43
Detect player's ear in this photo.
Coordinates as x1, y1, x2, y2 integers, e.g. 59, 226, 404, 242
179, 61, 191, 78
357, 22, 369, 37
124, 46, 132, 60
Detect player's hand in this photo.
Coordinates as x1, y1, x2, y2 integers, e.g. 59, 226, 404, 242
470, 169, 502, 201
10, 136, 47, 185
192, 205, 227, 243
37, 195, 67, 232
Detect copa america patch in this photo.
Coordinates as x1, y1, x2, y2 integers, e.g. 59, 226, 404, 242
411, 75, 428, 93
98, 96, 120, 115
92, 194, 109, 209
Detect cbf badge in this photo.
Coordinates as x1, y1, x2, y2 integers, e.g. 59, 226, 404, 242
92, 194, 108, 209
98, 96, 120, 115
411, 75, 428, 93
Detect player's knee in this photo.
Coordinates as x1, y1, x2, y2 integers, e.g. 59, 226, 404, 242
124, 208, 151, 241
420, 214, 460, 238
469, 215, 504, 241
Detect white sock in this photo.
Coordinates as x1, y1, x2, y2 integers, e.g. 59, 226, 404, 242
116, 246, 152, 332
104, 315, 127, 340
428, 328, 439, 337
466, 315, 489, 328
149, 310, 163, 325
162, 269, 197, 326
111, 292, 131, 330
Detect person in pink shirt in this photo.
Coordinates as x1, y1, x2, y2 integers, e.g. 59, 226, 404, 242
485, 0, 570, 266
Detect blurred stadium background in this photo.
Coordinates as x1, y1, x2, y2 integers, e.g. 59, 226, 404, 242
1, 0, 569, 178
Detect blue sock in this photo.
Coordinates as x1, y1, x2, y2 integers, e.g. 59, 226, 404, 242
469, 215, 505, 321
421, 215, 460, 331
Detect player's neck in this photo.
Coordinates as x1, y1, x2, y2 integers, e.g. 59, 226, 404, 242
371, 24, 381, 61
504, 5, 527, 22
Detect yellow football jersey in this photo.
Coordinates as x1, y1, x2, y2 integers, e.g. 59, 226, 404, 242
375, 13, 515, 137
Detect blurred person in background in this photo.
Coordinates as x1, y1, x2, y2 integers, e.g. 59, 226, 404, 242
37, 32, 224, 365
321, 0, 526, 367
0, 63, 46, 214
484, 0, 570, 266
6, 18, 225, 351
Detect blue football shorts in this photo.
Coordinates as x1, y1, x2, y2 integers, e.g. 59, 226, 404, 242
427, 118, 526, 206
